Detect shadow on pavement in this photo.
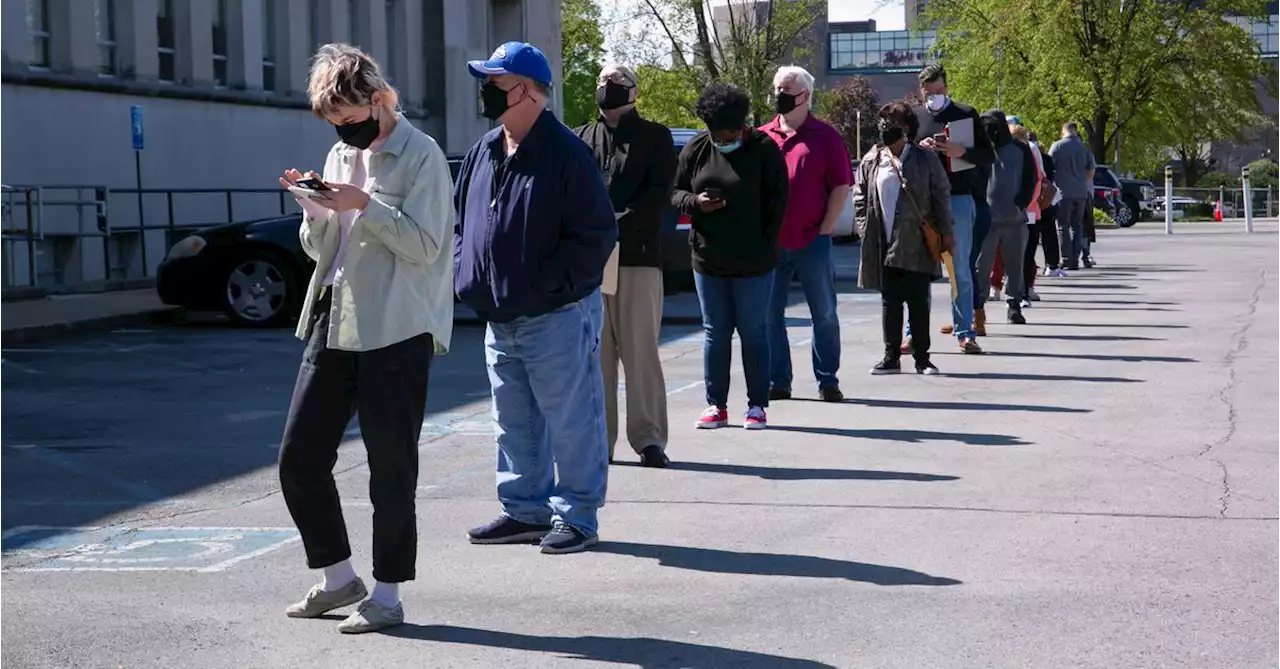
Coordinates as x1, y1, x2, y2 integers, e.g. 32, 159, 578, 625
846, 398, 1091, 413
769, 425, 1029, 446
1042, 283, 1137, 290
948, 351, 1195, 363
1043, 299, 1179, 306
1025, 322, 1186, 329
596, 542, 963, 586
381, 625, 837, 668
1030, 305, 1180, 312
661, 461, 959, 482
984, 333, 1162, 342
942, 372, 1141, 383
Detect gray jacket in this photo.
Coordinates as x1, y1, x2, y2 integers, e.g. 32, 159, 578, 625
854, 144, 955, 291
1048, 134, 1096, 200
982, 109, 1037, 226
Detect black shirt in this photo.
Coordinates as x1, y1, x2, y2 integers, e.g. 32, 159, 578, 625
914, 101, 996, 199
671, 129, 789, 277
574, 110, 677, 268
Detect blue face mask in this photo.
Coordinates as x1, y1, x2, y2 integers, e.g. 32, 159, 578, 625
714, 139, 742, 154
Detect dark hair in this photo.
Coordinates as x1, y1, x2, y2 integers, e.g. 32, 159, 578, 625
695, 82, 751, 132
878, 100, 919, 142
918, 64, 947, 86
1028, 130, 1038, 143
1063, 121, 1078, 134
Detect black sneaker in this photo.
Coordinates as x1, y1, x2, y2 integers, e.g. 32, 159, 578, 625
539, 522, 599, 554
916, 361, 940, 375
467, 516, 552, 545
639, 445, 669, 468
768, 387, 792, 401
1007, 305, 1027, 325
870, 357, 901, 375
820, 386, 845, 403
1082, 255, 1095, 268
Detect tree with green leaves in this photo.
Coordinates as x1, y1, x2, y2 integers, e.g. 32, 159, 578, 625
631, 0, 825, 123
560, 0, 605, 127
925, 0, 1272, 168
815, 76, 880, 159
633, 65, 702, 129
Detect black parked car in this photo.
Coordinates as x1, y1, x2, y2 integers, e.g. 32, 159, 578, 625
1093, 165, 1140, 227
159, 149, 701, 327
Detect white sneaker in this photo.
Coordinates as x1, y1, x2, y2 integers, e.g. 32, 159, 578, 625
1021, 299, 1032, 309
1053, 268, 1069, 278
1042, 267, 1053, 277
990, 287, 1002, 301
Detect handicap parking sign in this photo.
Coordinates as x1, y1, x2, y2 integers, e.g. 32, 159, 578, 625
1, 526, 299, 572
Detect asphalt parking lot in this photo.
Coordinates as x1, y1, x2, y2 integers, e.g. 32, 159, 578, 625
2, 221, 1277, 668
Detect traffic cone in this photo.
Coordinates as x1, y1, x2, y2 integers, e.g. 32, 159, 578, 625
1214, 197, 1223, 222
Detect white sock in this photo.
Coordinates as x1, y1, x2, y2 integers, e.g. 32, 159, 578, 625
370, 582, 400, 607
321, 560, 357, 592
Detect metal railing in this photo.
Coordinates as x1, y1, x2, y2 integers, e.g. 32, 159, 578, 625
1, 185, 295, 292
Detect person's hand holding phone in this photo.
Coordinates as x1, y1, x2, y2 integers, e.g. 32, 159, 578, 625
696, 189, 726, 213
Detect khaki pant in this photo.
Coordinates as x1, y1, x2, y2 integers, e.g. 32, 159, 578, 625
602, 266, 668, 458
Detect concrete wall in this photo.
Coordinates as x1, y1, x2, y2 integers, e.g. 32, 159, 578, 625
0, 0, 562, 290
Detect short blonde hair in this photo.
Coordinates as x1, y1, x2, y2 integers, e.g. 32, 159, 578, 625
773, 65, 815, 108
307, 43, 398, 118
1009, 124, 1030, 142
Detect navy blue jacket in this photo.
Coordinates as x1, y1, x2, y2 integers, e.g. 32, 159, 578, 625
453, 110, 618, 323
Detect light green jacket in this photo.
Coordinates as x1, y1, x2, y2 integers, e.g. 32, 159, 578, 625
295, 116, 455, 353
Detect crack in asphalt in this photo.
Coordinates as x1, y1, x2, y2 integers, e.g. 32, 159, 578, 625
1213, 459, 1232, 518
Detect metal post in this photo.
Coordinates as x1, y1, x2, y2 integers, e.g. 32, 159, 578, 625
1219, 185, 1224, 219
855, 109, 862, 157
24, 188, 36, 286
1242, 165, 1253, 233
135, 150, 147, 277
1267, 186, 1272, 218
1164, 166, 1173, 235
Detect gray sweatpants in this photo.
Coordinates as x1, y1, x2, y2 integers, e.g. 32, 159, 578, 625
977, 222, 1028, 308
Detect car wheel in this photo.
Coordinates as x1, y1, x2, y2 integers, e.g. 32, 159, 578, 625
222, 251, 295, 327
1114, 200, 1135, 228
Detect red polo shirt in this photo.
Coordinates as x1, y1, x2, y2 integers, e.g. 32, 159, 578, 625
759, 114, 854, 250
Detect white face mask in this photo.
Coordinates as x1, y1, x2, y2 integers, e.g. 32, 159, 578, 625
925, 94, 950, 112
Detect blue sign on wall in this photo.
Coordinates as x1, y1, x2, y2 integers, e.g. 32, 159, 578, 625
130, 105, 144, 151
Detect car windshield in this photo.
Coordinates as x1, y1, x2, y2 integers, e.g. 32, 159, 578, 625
1094, 167, 1121, 188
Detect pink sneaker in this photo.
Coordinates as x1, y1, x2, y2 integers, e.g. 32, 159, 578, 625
696, 406, 728, 429
744, 406, 767, 430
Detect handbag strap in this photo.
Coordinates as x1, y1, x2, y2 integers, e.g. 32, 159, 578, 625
884, 148, 929, 224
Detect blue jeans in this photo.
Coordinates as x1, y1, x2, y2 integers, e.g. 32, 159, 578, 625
948, 194, 977, 339
485, 291, 608, 535
767, 235, 841, 392
694, 270, 772, 410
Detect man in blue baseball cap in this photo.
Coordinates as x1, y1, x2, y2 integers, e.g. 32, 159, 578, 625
454, 41, 618, 554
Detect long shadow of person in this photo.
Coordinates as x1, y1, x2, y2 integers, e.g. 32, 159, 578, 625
595, 542, 962, 586
381, 625, 838, 668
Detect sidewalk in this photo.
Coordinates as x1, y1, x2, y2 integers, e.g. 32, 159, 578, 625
1, 289, 183, 346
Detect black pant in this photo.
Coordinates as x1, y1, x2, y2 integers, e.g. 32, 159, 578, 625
1039, 204, 1060, 269
882, 266, 932, 363
278, 297, 433, 583
1023, 222, 1040, 297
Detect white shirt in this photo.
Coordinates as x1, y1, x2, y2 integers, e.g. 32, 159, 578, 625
875, 146, 910, 240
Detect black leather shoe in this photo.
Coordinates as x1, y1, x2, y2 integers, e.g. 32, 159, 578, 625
768, 387, 792, 401
820, 386, 845, 403
639, 445, 669, 468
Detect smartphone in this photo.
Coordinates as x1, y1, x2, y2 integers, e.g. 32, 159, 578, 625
704, 187, 724, 200
296, 177, 331, 191
932, 133, 948, 144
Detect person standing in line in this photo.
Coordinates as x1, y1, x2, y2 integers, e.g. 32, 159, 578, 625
573, 64, 676, 468
276, 44, 455, 634
857, 101, 953, 375
914, 65, 994, 354
1048, 121, 1095, 271
454, 42, 617, 555
760, 65, 853, 404
975, 109, 1037, 326
1009, 123, 1045, 305
1029, 131, 1065, 279
674, 83, 789, 431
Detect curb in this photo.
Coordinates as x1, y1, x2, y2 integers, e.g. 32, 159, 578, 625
1, 307, 186, 347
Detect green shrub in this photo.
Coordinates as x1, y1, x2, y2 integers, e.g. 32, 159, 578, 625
1093, 207, 1117, 228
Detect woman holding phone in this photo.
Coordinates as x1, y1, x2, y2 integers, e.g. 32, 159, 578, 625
275, 43, 454, 634
671, 83, 789, 430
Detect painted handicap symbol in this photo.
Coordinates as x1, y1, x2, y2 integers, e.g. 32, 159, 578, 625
1, 526, 299, 572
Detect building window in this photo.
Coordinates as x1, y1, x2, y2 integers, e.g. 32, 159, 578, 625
157, 0, 176, 82
26, 0, 50, 69
385, 0, 396, 83
212, 0, 228, 86
95, 0, 117, 75
262, 0, 277, 91
309, 0, 323, 51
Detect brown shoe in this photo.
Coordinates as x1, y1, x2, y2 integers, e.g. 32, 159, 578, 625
974, 309, 987, 337
959, 338, 984, 354
900, 337, 913, 355
939, 324, 954, 335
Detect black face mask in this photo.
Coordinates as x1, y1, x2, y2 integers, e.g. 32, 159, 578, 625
595, 82, 632, 111
878, 119, 904, 146
775, 92, 802, 115
335, 109, 380, 150
480, 81, 520, 121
